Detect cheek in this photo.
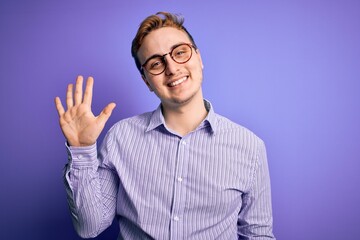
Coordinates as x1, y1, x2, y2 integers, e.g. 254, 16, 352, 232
190, 63, 203, 79
147, 76, 164, 89
189, 57, 203, 76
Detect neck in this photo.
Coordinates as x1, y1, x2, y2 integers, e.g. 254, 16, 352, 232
161, 94, 208, 137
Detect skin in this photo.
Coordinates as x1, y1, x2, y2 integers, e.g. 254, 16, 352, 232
54, 76, 116, 147
138, 27, 207, 135
55, 26, 207, 146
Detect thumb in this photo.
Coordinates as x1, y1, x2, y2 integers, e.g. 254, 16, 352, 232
98, 102, 116, 123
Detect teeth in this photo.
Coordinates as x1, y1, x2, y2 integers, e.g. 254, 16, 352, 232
169, 77, 187, 87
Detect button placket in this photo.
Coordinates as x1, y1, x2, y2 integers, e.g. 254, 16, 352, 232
169, 137, 190, 239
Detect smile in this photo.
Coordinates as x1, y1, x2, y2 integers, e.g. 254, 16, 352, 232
168, 76, 188, 87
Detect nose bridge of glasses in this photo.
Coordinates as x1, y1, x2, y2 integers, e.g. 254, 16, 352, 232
164, 53, 179, 73
162, 52, 178, 67
163, 52, 175, 63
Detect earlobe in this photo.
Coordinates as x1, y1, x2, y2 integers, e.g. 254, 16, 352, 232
142, 74, 154, 92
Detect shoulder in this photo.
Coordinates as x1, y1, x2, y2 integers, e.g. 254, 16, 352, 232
216, 114, 262, 139
107, 111, 153, 135
213, 113, 265, 152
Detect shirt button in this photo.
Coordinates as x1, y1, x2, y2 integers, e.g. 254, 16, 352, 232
177, 177, 183, 182
181, 140, 187, 145
173, 216, 180, 221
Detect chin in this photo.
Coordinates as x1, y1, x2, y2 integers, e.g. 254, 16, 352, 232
172, 91, 201, 106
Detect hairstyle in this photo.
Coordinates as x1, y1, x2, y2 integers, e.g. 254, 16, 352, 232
131, 12, 197, 73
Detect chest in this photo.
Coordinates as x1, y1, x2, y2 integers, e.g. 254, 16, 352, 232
114, 130, 257, 208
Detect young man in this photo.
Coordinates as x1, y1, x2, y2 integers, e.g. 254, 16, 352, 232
55, 12, 275, 239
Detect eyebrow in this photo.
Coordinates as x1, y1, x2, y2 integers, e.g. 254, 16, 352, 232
142, 42, 187, 66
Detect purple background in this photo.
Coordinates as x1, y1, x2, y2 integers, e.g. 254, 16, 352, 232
1, 0, 359, 239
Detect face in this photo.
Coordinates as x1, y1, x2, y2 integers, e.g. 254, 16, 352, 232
137, 27, 204, 108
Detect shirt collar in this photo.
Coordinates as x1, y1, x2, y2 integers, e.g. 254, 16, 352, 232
203, 99, 218, 134
145, 104, 165, 132
145, 99, 218, 135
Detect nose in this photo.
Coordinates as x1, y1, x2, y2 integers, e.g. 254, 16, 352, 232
164, 55, 179, 76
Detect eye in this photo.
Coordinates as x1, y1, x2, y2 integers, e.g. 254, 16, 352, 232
172, 45, 191, 60
175, 50, 186, 56
149, 59, 164, 69
174, 48, 189, 57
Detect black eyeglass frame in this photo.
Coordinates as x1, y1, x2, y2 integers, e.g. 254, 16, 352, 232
140, 43, 197, 76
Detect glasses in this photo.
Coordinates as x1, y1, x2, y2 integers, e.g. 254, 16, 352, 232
141, 43, 196, 75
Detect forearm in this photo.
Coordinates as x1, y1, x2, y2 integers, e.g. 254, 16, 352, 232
238, 140, 275, 239
64, 143, 118, 238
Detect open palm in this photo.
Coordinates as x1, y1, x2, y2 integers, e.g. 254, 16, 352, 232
55, 76, 116, 147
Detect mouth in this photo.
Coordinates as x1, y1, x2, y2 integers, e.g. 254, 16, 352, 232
167, 76, 188, 87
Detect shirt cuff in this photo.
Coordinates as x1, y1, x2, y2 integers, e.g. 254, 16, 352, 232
65, 142, 98, 168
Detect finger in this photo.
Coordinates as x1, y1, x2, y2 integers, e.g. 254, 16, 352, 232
83, 76, 94, 106
54, 97, 65, 117
97, 102, 116, 124
66, 84, 74, 109
74, 75, 83, 105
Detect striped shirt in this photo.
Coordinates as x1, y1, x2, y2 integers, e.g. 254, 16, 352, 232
64, 100, 275, 239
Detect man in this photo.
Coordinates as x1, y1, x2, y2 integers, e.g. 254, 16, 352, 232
55, 12, 275, 239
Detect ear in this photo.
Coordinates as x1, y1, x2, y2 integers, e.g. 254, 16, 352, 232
196, 49, 204, 69
142, 74, 154, 92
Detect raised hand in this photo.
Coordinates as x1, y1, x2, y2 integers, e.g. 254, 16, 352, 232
55, 76, 116, 147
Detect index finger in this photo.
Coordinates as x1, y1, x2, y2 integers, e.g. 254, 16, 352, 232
83, 76, 94, 106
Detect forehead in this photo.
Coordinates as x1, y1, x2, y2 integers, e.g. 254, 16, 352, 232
138, 27, 191, 62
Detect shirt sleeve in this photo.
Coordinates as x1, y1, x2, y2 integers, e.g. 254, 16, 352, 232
63, 138, 119, 238
237, 140, 275, 239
